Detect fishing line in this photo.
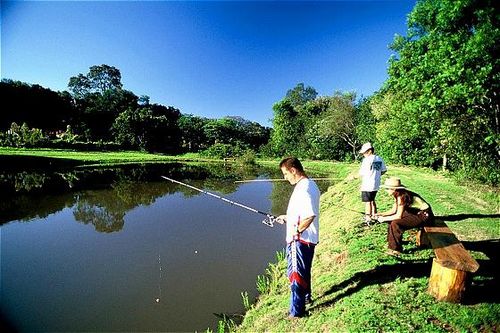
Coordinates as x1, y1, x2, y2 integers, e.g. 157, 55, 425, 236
156, 251, 162, 304
161, 176, 279, 227
327, 201, 367, 215
155, 211, 163, 304
328, 202, 383, 227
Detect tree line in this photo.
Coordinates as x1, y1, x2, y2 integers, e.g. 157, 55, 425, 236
0, 65, 270, 157
0, 0, 498, 184
266, 0, 498, 184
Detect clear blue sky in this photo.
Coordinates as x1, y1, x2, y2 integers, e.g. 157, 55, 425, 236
2, 0, 416, 126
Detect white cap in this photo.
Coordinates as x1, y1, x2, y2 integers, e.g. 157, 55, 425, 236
359, 142, 373, 154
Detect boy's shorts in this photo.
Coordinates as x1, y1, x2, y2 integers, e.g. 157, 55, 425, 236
361, 191, 377, 202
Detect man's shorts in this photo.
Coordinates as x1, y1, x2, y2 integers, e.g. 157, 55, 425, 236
361, 191, 377, 202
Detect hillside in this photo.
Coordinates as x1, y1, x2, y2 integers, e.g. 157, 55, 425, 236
236, 164, 499, 332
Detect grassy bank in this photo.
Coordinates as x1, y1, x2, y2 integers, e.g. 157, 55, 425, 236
237, 163, 499, 332
0, 147, 213, 166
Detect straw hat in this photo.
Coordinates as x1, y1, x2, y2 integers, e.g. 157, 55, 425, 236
359, 142, 373, 154
382, 177, 406, 189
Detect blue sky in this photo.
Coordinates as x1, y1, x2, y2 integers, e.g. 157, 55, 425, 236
2, 1, 416, 126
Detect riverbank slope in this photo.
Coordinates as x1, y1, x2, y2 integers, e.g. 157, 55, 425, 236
237, 164, 499, 332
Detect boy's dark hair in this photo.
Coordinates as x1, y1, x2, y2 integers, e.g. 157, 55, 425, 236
279, 157, 305, 173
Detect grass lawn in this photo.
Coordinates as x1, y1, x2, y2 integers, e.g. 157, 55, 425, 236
236, 162, 499, 332
0, 147, 211, 166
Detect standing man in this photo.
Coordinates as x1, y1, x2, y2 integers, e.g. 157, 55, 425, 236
358, 142, 387, 221
277, 157, 320, 318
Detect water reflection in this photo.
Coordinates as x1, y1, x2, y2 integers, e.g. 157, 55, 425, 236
0, 162, 273, 228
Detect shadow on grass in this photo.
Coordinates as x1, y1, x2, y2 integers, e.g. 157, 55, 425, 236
0, 155, 84, 170
311, 259, 432, 312
312, 239, 500, 310
436, 213, 500, 222
462, 239, 499, 305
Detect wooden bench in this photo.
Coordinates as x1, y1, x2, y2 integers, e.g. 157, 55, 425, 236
417, 219, 479, 303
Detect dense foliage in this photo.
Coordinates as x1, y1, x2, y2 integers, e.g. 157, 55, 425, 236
0, 65, 270, 155
0, 79, 73, 131
269, 84, 372, 161
372, 0, 499, 183
267, 0, 499, 184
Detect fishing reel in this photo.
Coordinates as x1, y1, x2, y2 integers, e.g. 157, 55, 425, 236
261, 215, 286, 227
262, 214, 280, 227
362, 215, 381, 227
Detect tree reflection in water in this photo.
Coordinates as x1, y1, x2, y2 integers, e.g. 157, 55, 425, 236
73, 200, 125, 232
0, 162, 281, 231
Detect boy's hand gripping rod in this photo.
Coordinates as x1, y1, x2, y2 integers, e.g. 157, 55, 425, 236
161, 176, 278, 227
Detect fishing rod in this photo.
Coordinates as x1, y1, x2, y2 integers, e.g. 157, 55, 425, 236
328, 202, 382, 226
327, 201, 365, 215
161, 176, 279, 227
235, 178, 342, 183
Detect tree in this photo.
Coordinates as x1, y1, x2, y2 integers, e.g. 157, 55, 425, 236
269, 83, 319, 157
355, 96, 377, 147
68, 65, 138, 141
225, 116, 271, 151
203, 118, 240, 146
74, 88, 139, 141
112, 104, 181, 153
315, 92, 359, 160
380, 0, 499, 183
178, 114, 209, 152
68, 64, 123, 97
0, 79, 74, 131
269, 99, 301, 156
285, 82, 318, 108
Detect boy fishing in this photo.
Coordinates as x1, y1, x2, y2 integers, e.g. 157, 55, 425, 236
357, 142, 387, 221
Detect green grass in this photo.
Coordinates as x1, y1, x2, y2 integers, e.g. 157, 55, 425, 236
0, 147, 213, 166
237, 162, 500, 333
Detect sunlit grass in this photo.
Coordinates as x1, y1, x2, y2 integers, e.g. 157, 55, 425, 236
0, 147, 212, 165
237, 162, 500, 332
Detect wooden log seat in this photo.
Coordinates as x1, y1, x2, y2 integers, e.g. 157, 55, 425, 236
417, 219, 480, 303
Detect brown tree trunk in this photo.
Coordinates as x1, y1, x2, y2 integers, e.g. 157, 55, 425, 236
428, 259, 468, 303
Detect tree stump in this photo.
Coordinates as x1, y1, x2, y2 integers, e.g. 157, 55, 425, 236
428, 258, 468, 303
423, 220, 479, 303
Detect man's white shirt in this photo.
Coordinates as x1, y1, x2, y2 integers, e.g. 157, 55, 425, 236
286, 178, 320, 244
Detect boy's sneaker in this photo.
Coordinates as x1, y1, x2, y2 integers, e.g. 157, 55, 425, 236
363, 215, 372, 226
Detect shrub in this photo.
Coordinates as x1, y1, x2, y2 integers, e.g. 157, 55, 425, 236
0, 122, 48, 147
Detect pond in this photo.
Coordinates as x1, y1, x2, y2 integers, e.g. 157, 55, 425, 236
0, 161, 332, 332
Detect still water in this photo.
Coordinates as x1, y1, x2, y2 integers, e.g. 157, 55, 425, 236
0, 162, 330, 332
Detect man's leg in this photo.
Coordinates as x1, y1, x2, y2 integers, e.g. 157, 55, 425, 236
303, 244, 315, 304
287, 241, 314, 317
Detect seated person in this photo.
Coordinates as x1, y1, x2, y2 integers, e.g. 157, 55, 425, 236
375, 177, 434, 255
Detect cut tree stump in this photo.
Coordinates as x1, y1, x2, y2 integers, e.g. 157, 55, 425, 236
421, 219, 479, 303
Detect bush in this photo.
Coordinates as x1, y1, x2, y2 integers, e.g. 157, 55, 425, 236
237, 149, 257, 165
0, 122, 48, 147
201, 143, 250, 159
